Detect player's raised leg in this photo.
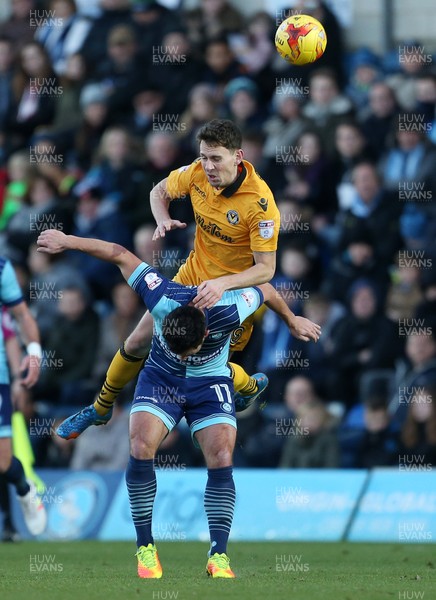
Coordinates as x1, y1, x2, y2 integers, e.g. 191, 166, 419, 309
195, 424, 237, 579
128, 410, 168, 579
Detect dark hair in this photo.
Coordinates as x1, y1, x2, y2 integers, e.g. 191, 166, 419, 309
162, 305, 206, 355
196, 119, 242, 150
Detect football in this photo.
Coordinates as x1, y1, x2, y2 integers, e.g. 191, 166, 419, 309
275, 14, 327, 65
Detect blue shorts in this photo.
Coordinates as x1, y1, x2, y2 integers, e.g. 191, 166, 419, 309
0, 383, 12, 438
131, 367, 236, 443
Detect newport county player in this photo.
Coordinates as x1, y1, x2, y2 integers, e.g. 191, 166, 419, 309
62, 119, 321, 436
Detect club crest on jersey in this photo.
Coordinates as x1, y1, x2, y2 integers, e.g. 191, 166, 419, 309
226, 209, 239, 225
222, 402, 232, 413
144, 272, 163, 290
258, 220, 275, 239
257, 197, 268, 211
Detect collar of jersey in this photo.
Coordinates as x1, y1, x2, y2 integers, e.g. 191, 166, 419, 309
213, 162, 247, 198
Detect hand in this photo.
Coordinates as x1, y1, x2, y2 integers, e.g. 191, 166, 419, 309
192, 279, 227, 309
152, 219, 187, 241
289, 316, 321, 342
37, 229, 69, 254
19, 354, 40, 388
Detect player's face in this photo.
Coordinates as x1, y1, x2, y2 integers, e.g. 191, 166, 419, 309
199, 141, 243, 189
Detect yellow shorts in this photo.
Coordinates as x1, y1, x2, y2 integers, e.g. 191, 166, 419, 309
172, 269, 254, 351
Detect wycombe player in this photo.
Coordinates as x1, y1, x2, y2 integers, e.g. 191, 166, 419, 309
59, 119, 321, 436
37, 228, 320, 578
0, 256, 46, 536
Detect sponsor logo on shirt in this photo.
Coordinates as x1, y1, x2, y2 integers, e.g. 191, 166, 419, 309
144, 272, 163, 290
258, 220, 275, 239
195, 212, 235, 243
193, 183, 206, 198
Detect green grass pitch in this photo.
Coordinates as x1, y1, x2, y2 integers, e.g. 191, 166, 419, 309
0, 541, 434, 600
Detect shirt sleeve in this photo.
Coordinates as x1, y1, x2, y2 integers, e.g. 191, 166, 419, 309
127, 262, 169, 312
1, 260, 24, 307
223, 286, 264, 324
247, 196, 281, 253
166, 161, 196, 200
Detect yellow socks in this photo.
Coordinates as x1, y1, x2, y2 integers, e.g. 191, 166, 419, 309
229, 362, 258, 395
93, 343, 145, 416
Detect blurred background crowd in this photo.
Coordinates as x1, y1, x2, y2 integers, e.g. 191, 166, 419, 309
0, 0, 435, 472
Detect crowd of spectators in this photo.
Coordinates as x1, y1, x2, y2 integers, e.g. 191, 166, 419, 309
1, 0, 435, 472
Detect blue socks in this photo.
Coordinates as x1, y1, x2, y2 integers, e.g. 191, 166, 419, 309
204, 466, 236, 555
125, 456, 156, 547
4, 457, 29, 496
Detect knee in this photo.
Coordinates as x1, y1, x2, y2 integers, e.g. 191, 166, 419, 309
130, 432, 156, 460
207, 447, 233, 469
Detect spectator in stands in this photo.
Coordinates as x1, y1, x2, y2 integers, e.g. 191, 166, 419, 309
281, 130, 336, 221
279, 398, 339, 468
400, 384, 436, 467
335, 162, 402, 268
8, 42, 58, 144
302, 68, 353, 155
74, 82, 110, 170
68, 183, 132, 300
93, 24, 143, 123
329, 279, 401, 407
131, 0, 179, 65
27, 242, 89, 343
0, 150, 34, 231
122, 84, 167, 140
35, 285, 100, 406
345, 48, 383, 112
301, 293, 345, 399
339, 378, 399, 468
224, 77, 267, 133
0, 36, 15, 132
330, 121, 373, 210
359, 82, 400, 159
50, 52, 88, 140
77, 126, 144, 213
390, 333, 436, 428
178, 84, 219, 154
386, 41, 433, 110
0, 0, 36, 52
228, 11, 275, 78
184, 0, 244, 53
415, 72, 436, 144
6, 172, 73, 261
147, 29, 206, 117
80, 0, 133, 75
35, 0, 91, 76
202, 37, 246, 101
380, 115, 436, 196
385, 253, 423, 322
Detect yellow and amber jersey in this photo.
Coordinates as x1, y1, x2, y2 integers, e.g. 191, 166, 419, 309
166, 159, 280, 285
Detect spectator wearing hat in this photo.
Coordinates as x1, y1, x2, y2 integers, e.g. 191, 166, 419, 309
74, 82, 110, 169
345, 48, 383, 111
223, 77, 267, 132
329, 279, 401, 407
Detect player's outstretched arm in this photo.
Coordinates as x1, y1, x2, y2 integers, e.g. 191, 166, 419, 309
257, 283, 322, 343
150, 177, 187, 240
36, 230, 142, 281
